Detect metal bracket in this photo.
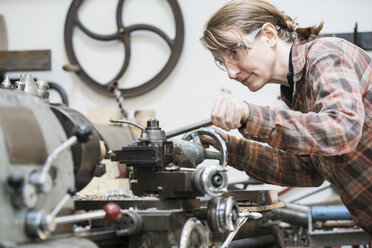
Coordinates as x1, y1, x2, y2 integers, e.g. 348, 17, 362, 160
322, 23, 372, 50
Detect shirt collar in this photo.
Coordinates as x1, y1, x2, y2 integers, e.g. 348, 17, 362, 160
291, 42, 308, 82
280, 42, 308, 107
281, 45, 294, 103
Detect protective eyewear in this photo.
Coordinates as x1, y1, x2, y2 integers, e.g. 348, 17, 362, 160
214, 27, 262, 72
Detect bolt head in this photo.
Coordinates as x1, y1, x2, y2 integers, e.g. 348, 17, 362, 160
212, 174, 223, 187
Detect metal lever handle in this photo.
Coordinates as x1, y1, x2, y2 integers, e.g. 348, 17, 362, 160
48, 201, 122, 233
49, 188, 76, 220
55, 202, 122, 225
26, 187, 76, 239
32, 125, 91, 193
109, 119, 145, 132
220, 210, 263, 248
38, 136, 77, 187
39, 188, 77, 234
179, 218, 209, 248
26, 195, 121, 240
165, 119, 212, 138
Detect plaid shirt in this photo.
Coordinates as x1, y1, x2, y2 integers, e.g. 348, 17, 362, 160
227, 37, 372, 233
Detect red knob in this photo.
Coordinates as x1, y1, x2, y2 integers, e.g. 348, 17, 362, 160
102, 203, 122, 222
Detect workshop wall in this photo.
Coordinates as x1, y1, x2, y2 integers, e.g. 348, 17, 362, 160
2, 0, 371, 129
1, 0, 372, 190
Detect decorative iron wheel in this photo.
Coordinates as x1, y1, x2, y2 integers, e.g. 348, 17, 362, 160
64, 0, 184, 97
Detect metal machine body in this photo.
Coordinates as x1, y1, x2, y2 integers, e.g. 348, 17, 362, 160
110, 119, 228, 199
0, 75, 102, 247
0, 74, 284, 247
73, 119, 239, 247
0, 89, 75, 245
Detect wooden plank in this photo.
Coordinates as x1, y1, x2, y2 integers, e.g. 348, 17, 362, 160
239, 202, 285, 212
224, 190, 278, 204
0, 15, 8, 50
0, 50, 51, 72
79, 159, 130, 196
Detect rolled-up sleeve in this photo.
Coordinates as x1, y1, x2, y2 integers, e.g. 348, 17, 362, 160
227, 135, 325, 187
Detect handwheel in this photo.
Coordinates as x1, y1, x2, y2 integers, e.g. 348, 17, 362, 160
183, 128, 229, 196
179, 218, 208, 248
64, 0, 184, 97
207, 197, 239, 233
182, 128, 228, 168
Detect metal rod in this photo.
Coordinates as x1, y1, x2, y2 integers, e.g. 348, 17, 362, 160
39, 136, 77, 184
323, 220, 355, 228
272, 208, 308, 227
229, 234, 275, 248
165, 119, 212, 138
284, 202, 310, 213
109, 119, 145, 132
55, 210, 106, 225
291, 184, 331, 203
49, 194, 72, 219
312, 205, 352, 221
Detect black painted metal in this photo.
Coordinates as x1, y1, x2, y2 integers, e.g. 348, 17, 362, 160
64, 0, 185, 98
51, 105, 102, 190
229, 234, 275, 248
322, 23, 372, 50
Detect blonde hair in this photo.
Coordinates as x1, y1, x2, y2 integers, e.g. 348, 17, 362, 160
201, 0, 324, 51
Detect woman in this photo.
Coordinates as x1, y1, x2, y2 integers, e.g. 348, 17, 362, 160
200, 0, 372, 238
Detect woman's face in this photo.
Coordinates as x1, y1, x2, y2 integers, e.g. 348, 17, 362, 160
211, 28, 276, 92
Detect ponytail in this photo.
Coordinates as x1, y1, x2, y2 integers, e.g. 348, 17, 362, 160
279, 13, 324, 43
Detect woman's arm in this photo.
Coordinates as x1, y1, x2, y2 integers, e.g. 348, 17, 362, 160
227, 135, 325, 187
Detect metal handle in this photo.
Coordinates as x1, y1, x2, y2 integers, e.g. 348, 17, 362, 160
109, 119, 145, 132
165, 119, 212, 138
179, 218, 208, 248
182, 127, 228, 168
220, 210, 263, 248
31, 125, 91, 193
38, 136, 77, 187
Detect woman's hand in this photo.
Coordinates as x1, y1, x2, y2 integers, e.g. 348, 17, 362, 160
200, 127, 228, 150
211, 95, 249, 131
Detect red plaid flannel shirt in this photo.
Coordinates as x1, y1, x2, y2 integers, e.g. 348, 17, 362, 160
227, 37, 372, 233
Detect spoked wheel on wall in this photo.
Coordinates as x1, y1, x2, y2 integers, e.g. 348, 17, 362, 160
64, 0, 184, 97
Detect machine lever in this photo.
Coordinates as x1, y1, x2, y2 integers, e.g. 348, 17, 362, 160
55, 202, 122, 226
48, 188, 76, 220
26, 196, 122, 240
220, 210, 263, 248
25, 187, 76, 239
165, 119, 212, 138
48, 201, 122, 233
109, 119, 145, 132
38, 136, 77, 185
33, 125, 91, 193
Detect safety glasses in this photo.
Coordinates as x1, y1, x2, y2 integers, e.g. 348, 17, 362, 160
214, 27, 262, 72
